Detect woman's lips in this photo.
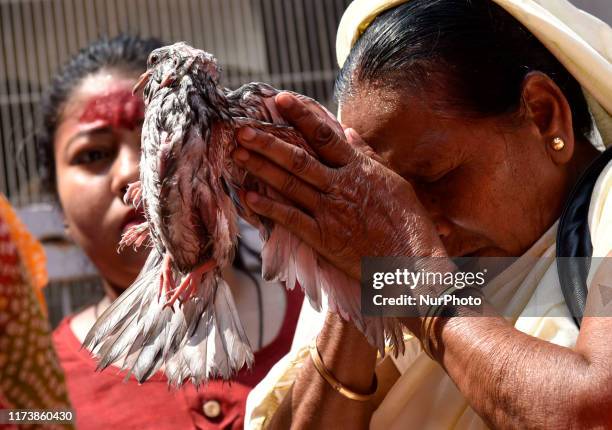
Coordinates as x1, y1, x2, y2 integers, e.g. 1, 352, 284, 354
121, 209, 147, 234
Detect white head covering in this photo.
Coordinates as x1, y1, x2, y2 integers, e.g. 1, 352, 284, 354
336, 0, 612, 149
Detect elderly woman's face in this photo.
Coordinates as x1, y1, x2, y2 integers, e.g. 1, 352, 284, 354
54, 69, 148, 289
340, 86, 571, 258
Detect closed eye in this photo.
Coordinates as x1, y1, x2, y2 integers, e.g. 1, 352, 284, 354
415, 169, 453, 185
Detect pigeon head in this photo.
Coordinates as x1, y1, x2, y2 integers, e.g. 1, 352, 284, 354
133, 42, 221, 102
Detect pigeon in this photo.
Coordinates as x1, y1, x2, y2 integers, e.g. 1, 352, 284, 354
83, 42, 404, 387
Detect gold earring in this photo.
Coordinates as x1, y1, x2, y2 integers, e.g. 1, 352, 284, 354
552, 137, 565, 151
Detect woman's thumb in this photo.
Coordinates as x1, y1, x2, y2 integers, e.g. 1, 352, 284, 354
344, 127, 386, 165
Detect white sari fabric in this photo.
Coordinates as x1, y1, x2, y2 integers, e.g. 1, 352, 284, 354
246, 1, 612, 428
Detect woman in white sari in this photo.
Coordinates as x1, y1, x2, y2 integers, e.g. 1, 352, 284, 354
233, 0, 612, 427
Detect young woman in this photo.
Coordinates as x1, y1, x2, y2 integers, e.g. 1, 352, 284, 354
37, 34, 302, 430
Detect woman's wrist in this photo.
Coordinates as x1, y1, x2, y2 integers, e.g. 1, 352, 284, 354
316, 312, 378, 393
270, 312, 377, 429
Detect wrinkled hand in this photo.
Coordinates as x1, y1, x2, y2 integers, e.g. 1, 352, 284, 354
232, 92, 447, 280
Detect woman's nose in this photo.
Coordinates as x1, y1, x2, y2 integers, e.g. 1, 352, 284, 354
110, 144, 140, 201
432, 216, 453, 239
413, 190, 452, 239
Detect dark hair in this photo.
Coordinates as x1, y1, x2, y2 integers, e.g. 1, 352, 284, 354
37, 34, 163, 195
335, 0, 592, 138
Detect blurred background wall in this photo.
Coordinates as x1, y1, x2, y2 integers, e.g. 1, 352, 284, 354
0, 0, 609, 325
0, 0, 350, 206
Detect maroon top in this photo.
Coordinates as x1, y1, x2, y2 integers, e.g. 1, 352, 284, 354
52, 287, 303, 429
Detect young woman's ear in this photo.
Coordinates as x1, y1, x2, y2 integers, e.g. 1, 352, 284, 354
521, 71, 574, 165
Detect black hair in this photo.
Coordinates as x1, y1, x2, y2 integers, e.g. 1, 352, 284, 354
335, 0, 592, 139
37, 34, 163, 195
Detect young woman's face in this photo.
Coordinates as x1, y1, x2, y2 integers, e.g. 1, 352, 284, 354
54, 69, 149, 289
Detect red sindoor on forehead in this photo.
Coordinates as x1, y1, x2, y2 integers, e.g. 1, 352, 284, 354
79, 89, 145, 130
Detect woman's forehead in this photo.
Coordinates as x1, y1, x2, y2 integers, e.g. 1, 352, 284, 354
339, 86, 477, 174
72, 71, 137, 104
60, 72, 143, 125
339, 86, 434, 145
54, 72, 145, 149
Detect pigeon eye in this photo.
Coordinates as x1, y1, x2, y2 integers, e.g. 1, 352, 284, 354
149, 54, 159, 65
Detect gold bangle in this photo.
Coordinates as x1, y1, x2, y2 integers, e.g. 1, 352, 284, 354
420, 316, 436, 359
309, 340, 377, 402
420, 285, 460, 360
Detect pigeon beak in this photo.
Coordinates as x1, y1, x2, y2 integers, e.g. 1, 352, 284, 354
159, 58, 194, 89
132, 70, 151, 96
159, 72, 175, 89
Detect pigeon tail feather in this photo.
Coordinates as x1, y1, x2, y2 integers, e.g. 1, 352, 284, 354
83, 249, 254, 385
